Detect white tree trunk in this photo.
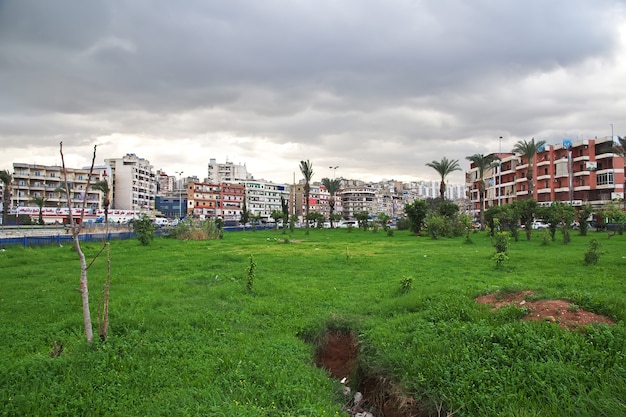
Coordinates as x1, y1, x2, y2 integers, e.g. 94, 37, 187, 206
74, 237, 93, 343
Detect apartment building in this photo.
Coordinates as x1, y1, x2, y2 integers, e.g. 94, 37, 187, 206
340, 182, 376, 219
186, 181, 245, 220
466, 136, 625, 215
104, 154, 157, 211
290, 181, 335, 221
11, 162, 105, 209
241, 179, 290, 221
207, 158, 251, 183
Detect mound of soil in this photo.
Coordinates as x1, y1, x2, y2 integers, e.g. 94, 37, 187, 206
475, 291, 614, 329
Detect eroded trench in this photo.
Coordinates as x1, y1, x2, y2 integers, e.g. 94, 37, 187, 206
312, 329, 437, 417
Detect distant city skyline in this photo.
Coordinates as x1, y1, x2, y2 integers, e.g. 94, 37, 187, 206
1, 1, 625, 184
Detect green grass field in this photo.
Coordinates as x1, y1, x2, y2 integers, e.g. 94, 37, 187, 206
1, 228, 625, 416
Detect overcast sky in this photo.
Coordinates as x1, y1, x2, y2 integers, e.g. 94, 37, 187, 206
1, 0, 625, 185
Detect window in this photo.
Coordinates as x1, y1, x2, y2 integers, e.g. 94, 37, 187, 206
597, 172, 614, 186
50, 173, 55, 178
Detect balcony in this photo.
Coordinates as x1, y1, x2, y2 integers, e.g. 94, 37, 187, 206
573, 155, 590, 162
537, 188, 551, 194
536, 160, 551, 167
536, 174, 551, 181
596, 152, 617, 160
555, 187, 570, 193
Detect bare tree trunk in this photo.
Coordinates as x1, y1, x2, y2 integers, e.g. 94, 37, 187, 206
60, 142, 97, 343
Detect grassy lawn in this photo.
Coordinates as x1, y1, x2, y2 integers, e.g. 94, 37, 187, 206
0, 228, 624, 416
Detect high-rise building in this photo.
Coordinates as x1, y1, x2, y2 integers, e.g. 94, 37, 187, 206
104, 154, 157, 211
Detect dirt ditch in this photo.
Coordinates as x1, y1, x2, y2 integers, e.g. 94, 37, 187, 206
314, 330, 434, 417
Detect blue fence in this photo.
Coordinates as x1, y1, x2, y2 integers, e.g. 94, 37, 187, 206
0, 226, 279, 248
0, 230, 174, 248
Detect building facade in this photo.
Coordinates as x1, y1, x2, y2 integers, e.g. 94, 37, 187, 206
104, 154, 157, 211
466, 136, 625, 216
207, 159, 251, 183
186, 181, 246, 221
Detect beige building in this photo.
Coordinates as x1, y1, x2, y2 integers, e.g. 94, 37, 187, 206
104, 153, 157, 211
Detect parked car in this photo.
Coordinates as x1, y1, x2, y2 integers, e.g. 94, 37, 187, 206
337, 220, 358, 228
531, 221, 549, 230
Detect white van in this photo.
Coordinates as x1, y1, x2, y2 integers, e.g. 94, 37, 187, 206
337, 220, 358, 228
153, 218, 170, 227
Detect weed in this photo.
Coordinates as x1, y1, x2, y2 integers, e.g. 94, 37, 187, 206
246, 254, 256, 292
400, 276, 414, 293
567, 303, 580, 313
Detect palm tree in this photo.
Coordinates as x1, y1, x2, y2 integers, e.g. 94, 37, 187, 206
425, 157, 461, 200
29, 196, 47, 225
91, 180, 111, 226
466, 154, 500, 229
0, 169, 12, 226
299, 160, 314, 232
321, 177, 342, 228
613, 136, 626, 155
612, 136, 626, 209
512, 138, 546, 199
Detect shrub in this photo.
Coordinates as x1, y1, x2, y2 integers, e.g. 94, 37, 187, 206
492, 251, 509, 268
583, 238, 602, 265
493, 232, 509, 254
132, 214, 154, 245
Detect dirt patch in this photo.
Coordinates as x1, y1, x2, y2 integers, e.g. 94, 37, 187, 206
314, 330, 359, 379
314, 330, 435, 417
476, 291, 614, 329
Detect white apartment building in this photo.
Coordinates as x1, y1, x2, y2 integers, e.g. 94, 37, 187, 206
104, 154, 157, 211
238, 179, 291, 221
207, 158, 251, 183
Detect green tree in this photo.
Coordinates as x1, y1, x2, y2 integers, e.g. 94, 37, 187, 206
299, 160, 314, 234
91, 180, 112, 229
576, 204, 593, 236
29, 196, 47, 225
436, 200, 459, 218
321, 177, 342, 228
538, 205, 559, 241
377, 212, 391, 231
306, 211, 325, 228
425, 157, 461, 200
611, 136, 626, 210
355, 211, 370, 230
280, 195, 289, 234
518, 198, 538, 240
512, 138, 547, 199
270, 210, 283, 230
404, 200, 429, 235
466, 153, 500, 229
0, 169, 12, 226
133, 213, 155, 245
240, 200, 250, 229
553, 202, 576, 244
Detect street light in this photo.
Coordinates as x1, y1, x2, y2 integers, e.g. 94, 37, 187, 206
498, 136, 502, 206
175, 171, 184, 219
610, 123, 614, 140
329, 166, 339, 179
